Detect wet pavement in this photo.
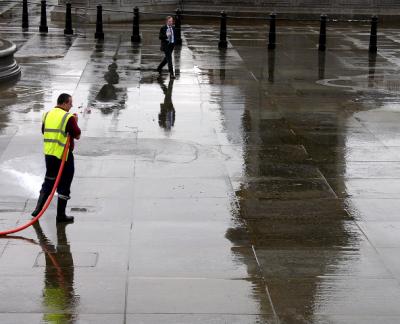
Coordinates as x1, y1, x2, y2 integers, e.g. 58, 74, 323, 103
2, 5, 400, 324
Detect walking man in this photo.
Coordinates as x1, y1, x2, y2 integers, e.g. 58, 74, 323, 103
32, 93, 81, 223
157, 16, 176, 78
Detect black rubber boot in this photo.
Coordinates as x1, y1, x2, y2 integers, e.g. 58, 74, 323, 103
56, 198, 74, 223
31, 192, 48, 217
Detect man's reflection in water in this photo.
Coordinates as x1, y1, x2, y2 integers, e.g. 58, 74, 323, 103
158, 76, 175, 131
33, 222, 78, 323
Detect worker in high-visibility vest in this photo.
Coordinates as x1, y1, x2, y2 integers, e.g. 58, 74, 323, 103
32, 93, 81, 223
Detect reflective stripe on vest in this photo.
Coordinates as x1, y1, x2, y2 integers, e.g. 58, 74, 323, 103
43, 108, 72, 159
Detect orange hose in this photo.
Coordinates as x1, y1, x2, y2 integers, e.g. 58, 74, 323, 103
0, 136, 71, 236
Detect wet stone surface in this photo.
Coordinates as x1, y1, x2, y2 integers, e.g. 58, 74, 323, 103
2, 7, 400, 324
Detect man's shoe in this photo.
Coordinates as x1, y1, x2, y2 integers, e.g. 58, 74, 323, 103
156, 67, 162, 74
31, 192, 48, 217
56, 215, 74, 223
56, 197, 74, 223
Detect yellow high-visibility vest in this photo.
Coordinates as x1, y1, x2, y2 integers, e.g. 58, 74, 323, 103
43, 107, 73, 159
43, 286, 70, 323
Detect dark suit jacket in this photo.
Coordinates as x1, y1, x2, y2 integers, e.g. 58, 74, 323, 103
159, 25, 176, 52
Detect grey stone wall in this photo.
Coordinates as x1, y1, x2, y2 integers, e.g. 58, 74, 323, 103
52, 0, 179, 22
182, 0, 400, 17
57, 0, 178, 8
183, 0, 400, 8
51, 0, 400, 22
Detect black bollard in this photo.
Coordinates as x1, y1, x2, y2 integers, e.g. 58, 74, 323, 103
369, 16, 378, 53
268, 13, 276, 50
175, 8, 182, 46
318, 51, 326, 80
131, 7, 141, 42
268, 50, 275, 82
218, 11, 227, 49
94, 5, 104, 40
64, 3, 73, 35
175, 46, 182, 76
318, 14, 327, 51
368, 52, 377, 87
219, 48, 226, 81
39, 0, 48, 33
22, 0, 29, 30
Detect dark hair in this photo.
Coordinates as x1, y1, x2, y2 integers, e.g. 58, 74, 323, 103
57, 93, 71, 105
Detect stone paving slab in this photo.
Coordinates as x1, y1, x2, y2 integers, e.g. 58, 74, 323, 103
127, 278, 273, 315
2, 7, 400, 324
127, 314, 272, 324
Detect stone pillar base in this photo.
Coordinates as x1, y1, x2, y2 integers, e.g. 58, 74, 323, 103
0, 39, 21, 84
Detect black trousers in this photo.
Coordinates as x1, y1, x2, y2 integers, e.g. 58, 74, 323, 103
40, 153, 75, 200
158, 44, 175, 74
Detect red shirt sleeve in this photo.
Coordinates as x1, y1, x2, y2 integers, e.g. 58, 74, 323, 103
66, 116, 81, 139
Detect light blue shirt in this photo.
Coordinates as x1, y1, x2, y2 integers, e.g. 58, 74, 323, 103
167, 26, 174, 44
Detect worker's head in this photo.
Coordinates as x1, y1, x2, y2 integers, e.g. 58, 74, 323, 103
166, 16, 174, 26
57, 93, 72, 111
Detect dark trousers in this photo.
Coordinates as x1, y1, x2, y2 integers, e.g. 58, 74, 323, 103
158, 44, 175, 74
40, 153, 75, 200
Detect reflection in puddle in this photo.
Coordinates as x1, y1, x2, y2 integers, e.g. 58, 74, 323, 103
92, 60, 127, 114
33, 222, 78, 323
158, 77, 175, 133
318, 51, 325, 80
1, 223, 79, 322
268, 49, 275, 83
318, 71, 400, 94
88, 38, 127, 115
